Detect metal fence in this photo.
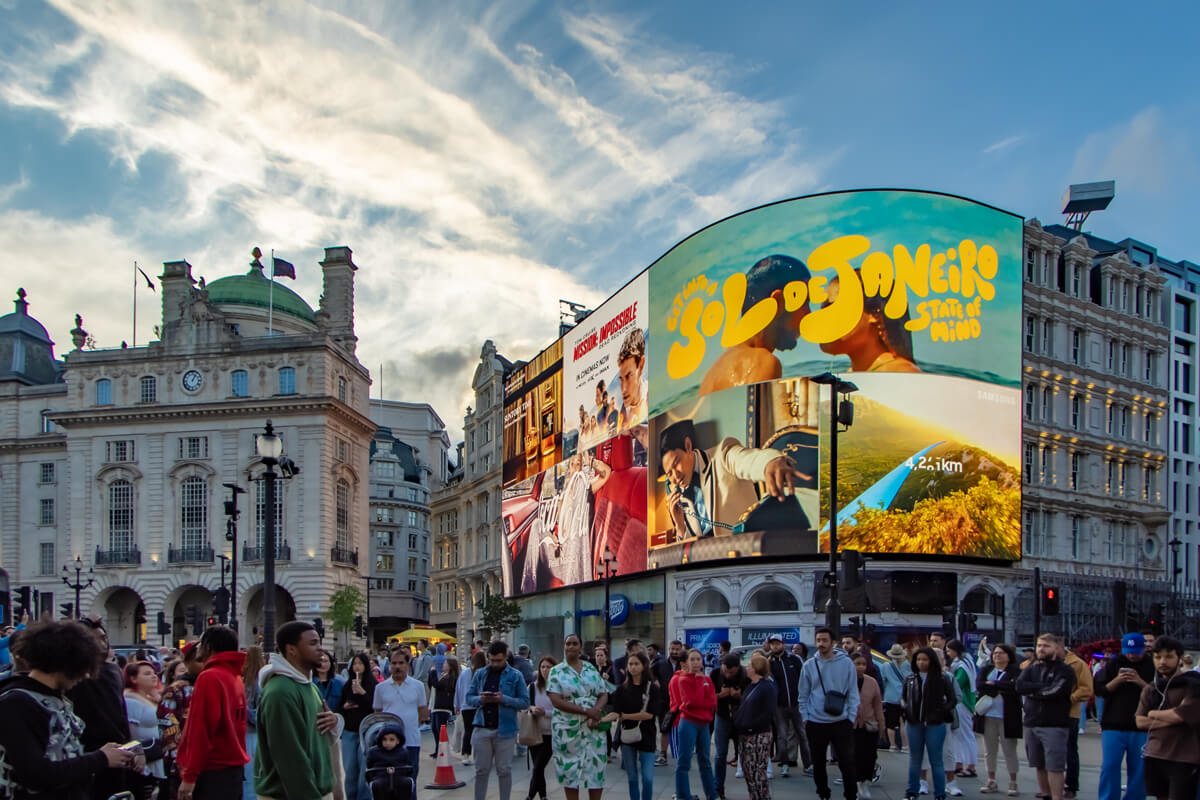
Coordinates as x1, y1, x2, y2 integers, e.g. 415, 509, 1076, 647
1011, 572, 1190, 646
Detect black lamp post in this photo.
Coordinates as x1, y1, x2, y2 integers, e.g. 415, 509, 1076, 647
61, 555, 94, 619
1169, 537, 1183, 633
256, 421, 283, 651
597, 544, 618, 646
222, 482, 246, 633
811, 372, 858, 635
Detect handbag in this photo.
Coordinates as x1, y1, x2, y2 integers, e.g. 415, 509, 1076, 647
973, 694, 995, 717
517, 708, 541, 746
451, 713, 465, 753
815, 661, 847, 717
620, 688, 650, 744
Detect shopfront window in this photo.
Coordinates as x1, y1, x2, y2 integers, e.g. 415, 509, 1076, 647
688, 588, 730, 615
575, 575, 667, 657
745, 585, 798, 612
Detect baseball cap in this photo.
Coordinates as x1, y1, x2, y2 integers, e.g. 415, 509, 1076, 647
766, 633, 783, 643
1121, 632, 1145, 655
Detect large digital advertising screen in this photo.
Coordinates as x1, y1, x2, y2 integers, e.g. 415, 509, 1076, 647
502, 190, 1023, 597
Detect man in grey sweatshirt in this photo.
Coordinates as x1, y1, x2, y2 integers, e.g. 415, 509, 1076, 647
798, 627, 861, 800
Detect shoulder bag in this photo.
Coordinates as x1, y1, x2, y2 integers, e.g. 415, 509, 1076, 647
815, 661, 847, 717
620, 688, 650, 745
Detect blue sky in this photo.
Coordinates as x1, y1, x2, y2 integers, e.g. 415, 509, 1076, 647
0, 0, 1196, 440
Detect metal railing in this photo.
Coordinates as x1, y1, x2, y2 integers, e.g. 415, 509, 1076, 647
95, 547, 141, 566
242, 543, 292, 562
331, 546, 358, 566
167, 545, 214, 564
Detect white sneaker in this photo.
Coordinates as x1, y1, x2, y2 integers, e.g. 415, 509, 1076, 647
767, 764, 774, 780
860, 782, 872, 799
919, 779, 930, 795
780, 764, 789, 778
948, 781, 965, 797
461, 757, 474, 766
735, 767, 743, 778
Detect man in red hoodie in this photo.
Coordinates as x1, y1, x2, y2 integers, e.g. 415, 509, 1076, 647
176, 625, 249, 800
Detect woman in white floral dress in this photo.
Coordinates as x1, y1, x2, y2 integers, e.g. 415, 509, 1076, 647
547, 634, 613, 800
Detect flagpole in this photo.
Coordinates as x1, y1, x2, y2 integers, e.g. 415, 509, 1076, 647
132, 261, 137, 347
268, 248, 275, 336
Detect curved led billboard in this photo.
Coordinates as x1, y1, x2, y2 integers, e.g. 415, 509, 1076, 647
502, 189, 1023, 597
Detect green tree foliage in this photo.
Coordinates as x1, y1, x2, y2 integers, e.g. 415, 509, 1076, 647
329, 585, 365, 633
477, 593, 522, 638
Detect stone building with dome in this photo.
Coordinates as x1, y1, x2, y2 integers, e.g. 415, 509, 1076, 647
0, 247, 375, 647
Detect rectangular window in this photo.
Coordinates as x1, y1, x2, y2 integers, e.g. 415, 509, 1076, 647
40, 463, 55, 484
1024, 444, 1034, 483
376, 461, 395, 478
407, 509, 419, 527
338, 377, 347, 403
40, 410, 55, 434
375, 507, 394, 523
375, 530, 394, 547
1072, 329, 1082, 364
1107, 459, 1116, 493
1042, 320, 1053, 357
96, 379, 112, 406
254, 478, 284, 550
278, 367, 296, 395
1145, 413, 1153, 443
408, 533, 418, 550
1145, 350, 1156, 384
377, 554, 394, 571
1025, 316, 1036, 351
140, 376, 157, 404
231, 370, 249, 398
1072, 265, 1082, 296
178, 436, 209, 460
335, 481, 351, 551
408, 580, 417, 592
1070, 453, 1080, 490
1120, 407, 1130, 439
108, 479, 134, 552
1024, 386, 1034, 420
1040, 446, 1050, 484
39, 542, 55, 576
1041, 387, 1052, 423
1108, 340, 1117, 371
105, 440, 135, 463
408, 556, 417, 573
39, 498, 54, 525
180, 477, 208, 550
1025, 248, 1036, 281
1107, 404, 1114, 435
1121, 344, 1130, 376
1118, 461, 1127, 495
1071, 395, 1082, 430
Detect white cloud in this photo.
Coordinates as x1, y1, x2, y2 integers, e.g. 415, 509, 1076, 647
0, 0, 829, 441
983, 134, 1025, 154
1070, 107, 1193, 196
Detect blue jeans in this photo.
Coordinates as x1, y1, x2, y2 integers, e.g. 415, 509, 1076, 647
243, 728, 257, 800
622, 745, 655, 800
1099, 729, 1146, 800
712, 717, 732, 793
907, 723, 947, 798
675, 719, 717, 800
341, 729, 370, 800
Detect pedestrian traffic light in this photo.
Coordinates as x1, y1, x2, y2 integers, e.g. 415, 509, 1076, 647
214, 587, 230, 623
313, 617, 325, 639
59, 602, 74, 619
842, 549, 864, 591
156, 611, 170, 636
186, 604, 203, 636
1148, 603, 1164, 634
353, 615, 365, 638
1042, 586, 1060, 616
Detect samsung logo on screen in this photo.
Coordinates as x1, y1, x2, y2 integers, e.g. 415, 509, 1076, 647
976, 388, 1017, 405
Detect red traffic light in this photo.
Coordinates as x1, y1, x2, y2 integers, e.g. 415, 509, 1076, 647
1045, 588, 1056, 599
206, 616, 217, 626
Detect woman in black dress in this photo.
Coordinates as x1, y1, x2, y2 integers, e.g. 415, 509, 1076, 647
611, 652, 664, 800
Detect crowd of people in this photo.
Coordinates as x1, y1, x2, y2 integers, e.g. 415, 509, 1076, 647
1, 618, 1198, 800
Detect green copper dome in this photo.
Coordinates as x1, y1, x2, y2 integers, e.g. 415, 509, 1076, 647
206, 265, 316, 322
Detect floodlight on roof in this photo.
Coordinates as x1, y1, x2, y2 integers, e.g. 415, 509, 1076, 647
1062, 181, 1115, 231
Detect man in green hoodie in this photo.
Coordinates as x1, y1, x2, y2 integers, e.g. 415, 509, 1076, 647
254, 620, 343, 800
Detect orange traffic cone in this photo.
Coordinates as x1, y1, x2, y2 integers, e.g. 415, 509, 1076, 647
425, 721, 466, 789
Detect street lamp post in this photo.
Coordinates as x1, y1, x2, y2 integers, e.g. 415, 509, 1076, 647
597, 545, 618, 646
1169, 537, 1183, 634
223, 483, 246, 633
61, 556, 94, 619
812, 372, 858, 635
256, 421, 283, 652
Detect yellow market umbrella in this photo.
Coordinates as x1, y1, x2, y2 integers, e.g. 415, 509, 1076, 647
388, 627, 458, 644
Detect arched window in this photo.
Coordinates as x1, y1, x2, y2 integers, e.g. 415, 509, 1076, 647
255, 478, 284, 549
335, 479, 350, 550
745, 585, 799, 612
96, 378, 112, 406
180, 476, 208, 550
109, 480, 134, 552
688, 588, 730, 615
278, 367, 296, 395
231, 369, 248, 398
139, 376, 156, 404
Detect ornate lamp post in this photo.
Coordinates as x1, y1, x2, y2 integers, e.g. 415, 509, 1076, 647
61, 555, 94, 619
222, 482, 246, 632
597, 545, 618, 646
256, 421, 283, 651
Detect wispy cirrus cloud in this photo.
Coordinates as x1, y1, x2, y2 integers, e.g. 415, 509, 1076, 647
0, 0, 831, 440
983, 134, 1025, 154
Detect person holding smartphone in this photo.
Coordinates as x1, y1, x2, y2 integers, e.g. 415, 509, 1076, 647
1094, 633, 1154, 800
340, 653, 377, 800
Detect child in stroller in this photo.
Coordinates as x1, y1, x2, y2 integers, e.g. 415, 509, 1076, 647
366, 722, 416, 800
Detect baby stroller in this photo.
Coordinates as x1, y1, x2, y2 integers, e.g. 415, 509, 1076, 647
360, 712, 416, 800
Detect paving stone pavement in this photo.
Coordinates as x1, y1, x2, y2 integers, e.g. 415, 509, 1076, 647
412, 723, 1103, 800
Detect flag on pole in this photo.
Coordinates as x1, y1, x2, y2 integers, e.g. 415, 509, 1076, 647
137, 266, 156, 291
272, 257, 296, 279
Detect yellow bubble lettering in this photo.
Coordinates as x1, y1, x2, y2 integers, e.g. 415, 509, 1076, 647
907, 301, 932, 332
809, 275, 829, 305
886, 243, 930, 320
783, 280, 809, 312
700, 299, 724, 338
930, 252, 949, 294
799, 235, 869, 344
720, 272, 777, 348
666, 297, 708, 379
860, 251, 893, 298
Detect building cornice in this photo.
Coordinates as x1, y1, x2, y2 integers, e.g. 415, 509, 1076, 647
0, 433, 67, 455
47, 396, 376, 437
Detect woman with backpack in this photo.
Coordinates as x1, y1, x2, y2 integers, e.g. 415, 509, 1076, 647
900, 647, 959, 800
611, 652, 664, 800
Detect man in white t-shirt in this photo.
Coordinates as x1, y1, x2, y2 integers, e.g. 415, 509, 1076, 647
374, 650, 430, 779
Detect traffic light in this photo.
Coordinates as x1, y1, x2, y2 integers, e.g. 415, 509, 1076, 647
313, 617, 325, 639
15, 586, 31, 615
59, 602, 74, 619
863, 623, 876, 645
206, 616, 217, 627
941, 605, 957, 638
1149, 603, 1164, 634
156, 611, 170, 636
134, 607, 147, 627
186, 604, 203, 636
353, 615, 365, 638
960, 613, 978, 633
842, 549, 864, 591
847, 616, 861, 641
1042, 586, 1060, 616
214, 587, 230, 624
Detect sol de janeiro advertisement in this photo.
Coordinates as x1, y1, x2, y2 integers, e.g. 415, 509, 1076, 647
646, 190, 1023, 417
564, 271, 649, 458
818, 372, 1021, 560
